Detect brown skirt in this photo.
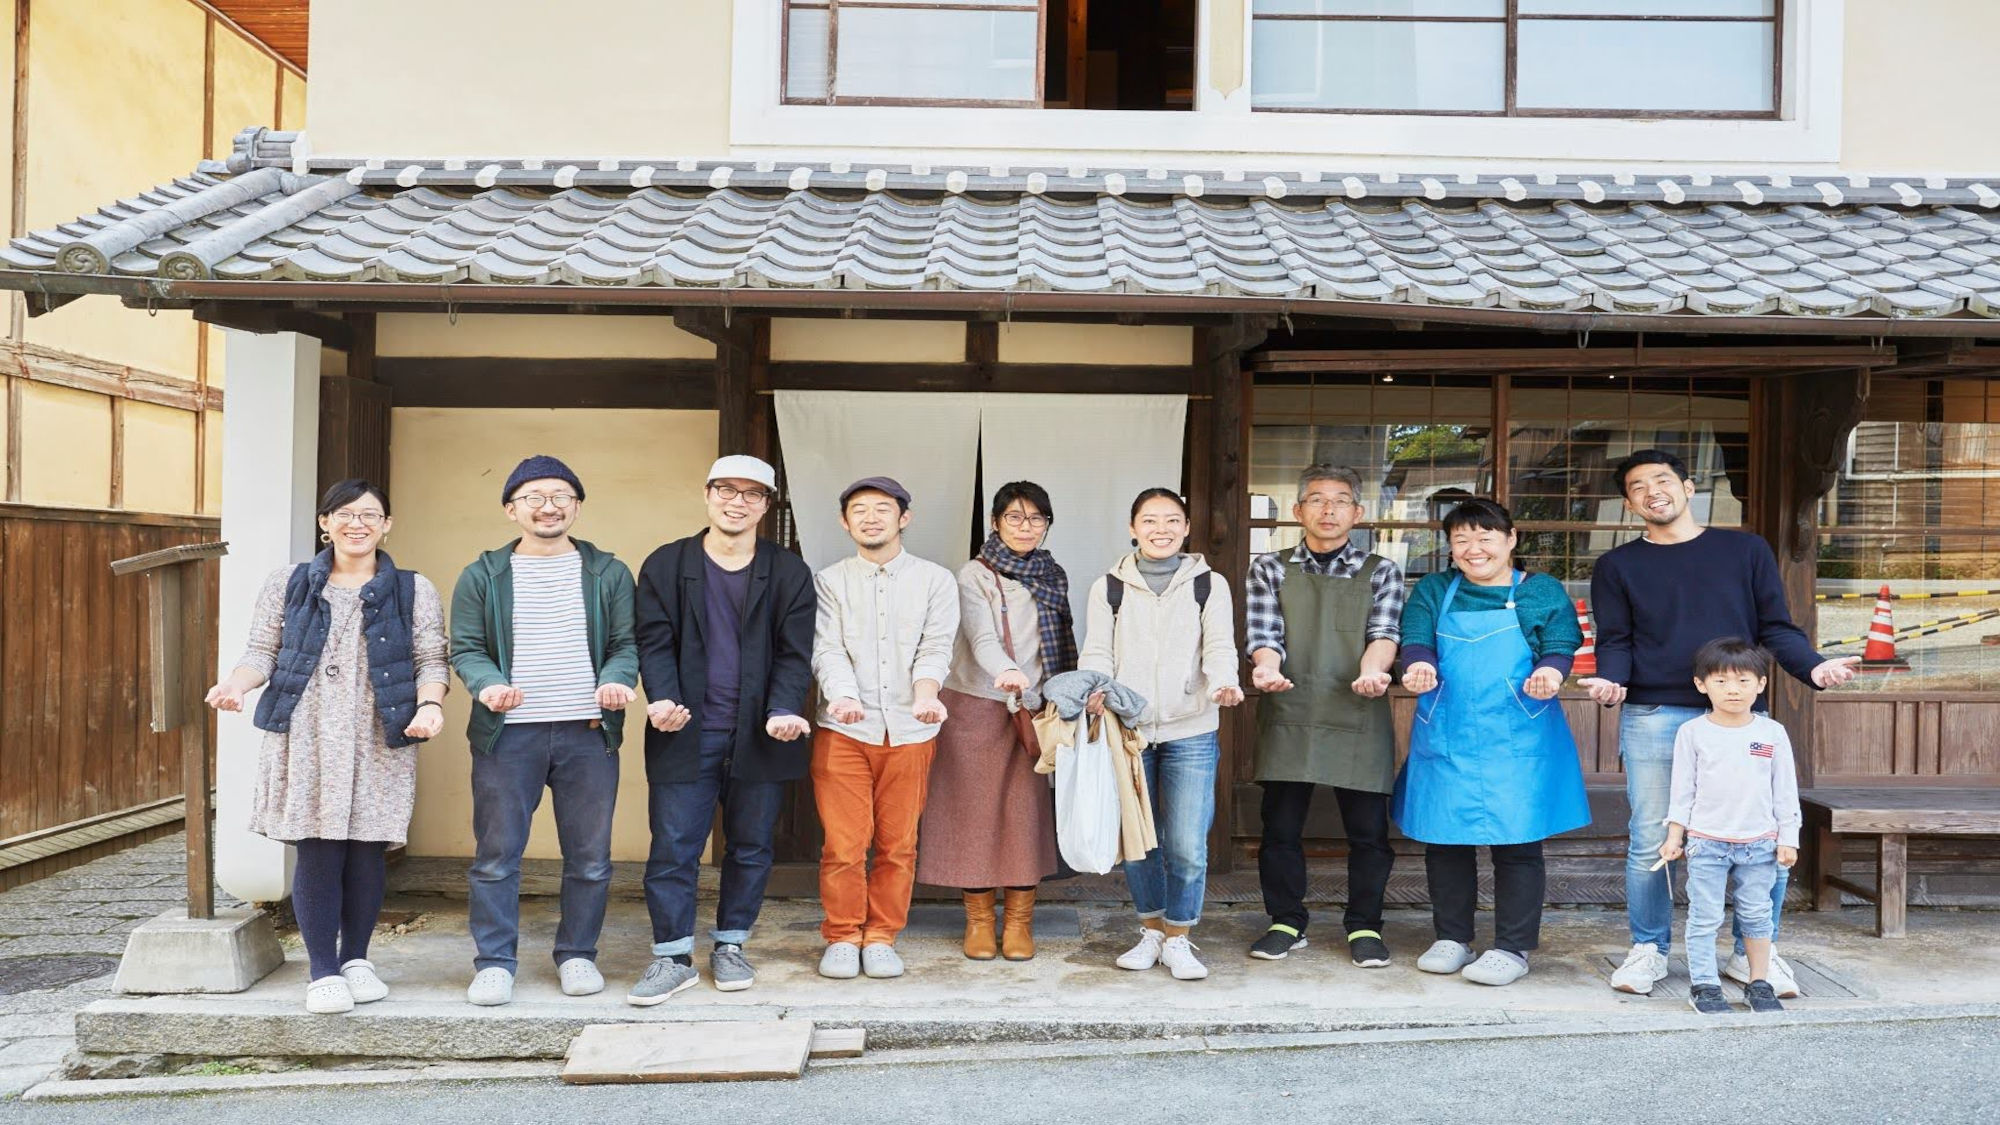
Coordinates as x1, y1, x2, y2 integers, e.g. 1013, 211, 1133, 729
915, 688, 1059, 889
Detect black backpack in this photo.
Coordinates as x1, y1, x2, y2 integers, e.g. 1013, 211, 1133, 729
1106, 572, 1211, 618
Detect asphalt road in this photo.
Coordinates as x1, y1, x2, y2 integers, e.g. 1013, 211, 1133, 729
3, 1017, 1995, 1125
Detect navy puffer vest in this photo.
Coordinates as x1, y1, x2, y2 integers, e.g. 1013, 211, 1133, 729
252, 549, 424, 748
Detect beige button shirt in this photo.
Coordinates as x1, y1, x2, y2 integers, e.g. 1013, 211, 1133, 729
812, 548, 961, 747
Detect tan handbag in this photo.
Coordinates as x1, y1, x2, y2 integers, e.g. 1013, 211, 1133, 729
977, 558, 1044, 760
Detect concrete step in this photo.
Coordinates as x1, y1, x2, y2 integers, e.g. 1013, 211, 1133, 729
74, 994, 1510, 1061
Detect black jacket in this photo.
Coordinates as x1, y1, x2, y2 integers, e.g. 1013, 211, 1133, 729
635, 532, 817, 783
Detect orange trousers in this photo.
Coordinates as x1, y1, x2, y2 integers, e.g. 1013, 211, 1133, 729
811, 728, 937, 946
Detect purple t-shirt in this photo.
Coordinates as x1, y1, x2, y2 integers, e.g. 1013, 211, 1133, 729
700, 554, 752, 732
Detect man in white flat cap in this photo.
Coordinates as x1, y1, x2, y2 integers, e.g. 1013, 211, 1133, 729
625, 454, 817, 1005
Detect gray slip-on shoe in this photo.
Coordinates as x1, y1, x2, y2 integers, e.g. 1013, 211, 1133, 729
625, 957, 699, 1007
819, 941, 862, 979
861, 942, 905, 979
710, 943, 756, 992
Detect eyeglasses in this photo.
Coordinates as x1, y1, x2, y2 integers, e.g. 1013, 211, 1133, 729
1300, 497, 1358, 513
510, 492, 576, 510
709, 484, 774, 505
329, 509, 386, 527
1000, 513, 1050, 529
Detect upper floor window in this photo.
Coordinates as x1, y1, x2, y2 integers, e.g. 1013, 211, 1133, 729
1251, 1, 1779, 117
782, 0, 1195, 110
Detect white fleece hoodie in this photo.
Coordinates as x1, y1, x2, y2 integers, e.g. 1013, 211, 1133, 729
1078, 552, 1240, 744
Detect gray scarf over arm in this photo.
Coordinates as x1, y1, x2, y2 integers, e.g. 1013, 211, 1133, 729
1042, 669, 1148, 722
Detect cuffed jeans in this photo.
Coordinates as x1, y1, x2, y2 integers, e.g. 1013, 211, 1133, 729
468, 720, 619, 973
1622, 703, 1787, 953
1125, 731, 1219, 928
1259, 780, 1395, 937
1683, 837, 1779, 986
643, 728, 787, 957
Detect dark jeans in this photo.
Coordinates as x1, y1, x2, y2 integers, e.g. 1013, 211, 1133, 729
292, 838, 387, 980
1425, 841, 1547, 954
1258, 781, 1395, 936
643, 728, 787, 956
468, 720, 619, 973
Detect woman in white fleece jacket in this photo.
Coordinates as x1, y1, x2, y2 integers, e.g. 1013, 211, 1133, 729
1079, 488, 1243, 981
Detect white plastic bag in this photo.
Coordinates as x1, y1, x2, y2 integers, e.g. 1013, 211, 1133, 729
1054, 714, 1122, 875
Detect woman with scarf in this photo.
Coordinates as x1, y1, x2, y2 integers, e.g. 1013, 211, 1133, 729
204, 478, 450, 1014
917, 481, 1076, 962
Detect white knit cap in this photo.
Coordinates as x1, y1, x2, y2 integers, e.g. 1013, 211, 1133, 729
705, 454, 777, 491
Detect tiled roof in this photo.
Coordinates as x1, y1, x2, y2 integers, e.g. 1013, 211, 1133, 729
9, 127, 2000, 319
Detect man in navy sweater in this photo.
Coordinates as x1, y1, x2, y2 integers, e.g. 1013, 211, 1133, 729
1584, 449, 1857, 998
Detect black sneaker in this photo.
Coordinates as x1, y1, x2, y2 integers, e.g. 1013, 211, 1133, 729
1347, 931, 1391, 968
1249, 926, 1307, 961
1688, 983, 1732, 1014
1745, 980, 1784, 1013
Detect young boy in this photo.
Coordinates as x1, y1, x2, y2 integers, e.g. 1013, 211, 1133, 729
1659, 637, 1801, 1015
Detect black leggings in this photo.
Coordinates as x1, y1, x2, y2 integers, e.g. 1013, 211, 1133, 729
1424, 841, 1546, 954
292, 838, 388, 980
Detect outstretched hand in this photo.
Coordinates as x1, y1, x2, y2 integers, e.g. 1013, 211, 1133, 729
1579, 677, 1627, 706
1812, 656, 1862, 689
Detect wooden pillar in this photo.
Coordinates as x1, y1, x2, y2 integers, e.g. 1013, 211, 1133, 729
317, 314, 389, 496
1747, 368, 1870, 788
1196, 317, 1268, 872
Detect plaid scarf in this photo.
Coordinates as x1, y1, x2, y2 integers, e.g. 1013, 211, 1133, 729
979, 532, 1078, 676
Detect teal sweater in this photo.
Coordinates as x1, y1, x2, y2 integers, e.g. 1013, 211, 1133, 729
1398, 569, 1582, 676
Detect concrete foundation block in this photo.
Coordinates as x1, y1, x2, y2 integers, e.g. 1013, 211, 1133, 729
112, 908, 284, 994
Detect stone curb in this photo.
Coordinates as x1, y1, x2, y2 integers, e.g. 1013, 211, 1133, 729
21, 1061, 560, 1102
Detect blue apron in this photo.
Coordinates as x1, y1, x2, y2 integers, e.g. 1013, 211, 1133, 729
1391, 570, 1591, 846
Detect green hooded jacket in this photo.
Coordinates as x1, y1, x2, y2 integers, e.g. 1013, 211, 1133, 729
448, 537, 639, 753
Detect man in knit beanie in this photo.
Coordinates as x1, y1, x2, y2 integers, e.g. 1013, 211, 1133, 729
449, 454, 638, 1008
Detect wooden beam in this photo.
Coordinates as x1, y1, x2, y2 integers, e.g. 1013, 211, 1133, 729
768, 362, 1194, 395
4, 372, 19, 502
373, 357, 718, 409
0, 501, 216, 529
1249, 345, 1896, 374
9, 0, 29, 343
108, 397, 125, 509
191, 303, 354, 350
715, 320, 753, 457
3, 340, 224, 413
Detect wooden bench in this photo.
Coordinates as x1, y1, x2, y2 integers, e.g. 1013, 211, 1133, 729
1800, 787, 2000, 938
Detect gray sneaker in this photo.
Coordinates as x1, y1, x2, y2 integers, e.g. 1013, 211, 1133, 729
819, 941, 861, 979
625, 957, 699, 1007
861, 942, 905, 979
710, 943, 755, 993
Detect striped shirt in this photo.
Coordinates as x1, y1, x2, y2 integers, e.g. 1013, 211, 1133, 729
504, 551, 601, 724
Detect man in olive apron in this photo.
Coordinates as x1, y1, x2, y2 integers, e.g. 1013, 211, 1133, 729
1244, 465, 1405, 968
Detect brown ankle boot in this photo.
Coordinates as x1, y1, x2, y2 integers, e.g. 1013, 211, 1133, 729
1001, 888, 1037, 961
962, 891, 998, 960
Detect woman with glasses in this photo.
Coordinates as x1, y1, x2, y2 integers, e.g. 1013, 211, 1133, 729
1392, 497, 1590, 987
205, 478, 449, 1014
1081, 488, 1243, 981
917, 482, 1074, 961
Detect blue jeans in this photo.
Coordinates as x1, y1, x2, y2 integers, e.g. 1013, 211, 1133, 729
643, 728, 787, 957
468, 720, 619, 973
1622, 704, 1787, 953
1683, 837, 1778, 986
1123, 731, 1219, 928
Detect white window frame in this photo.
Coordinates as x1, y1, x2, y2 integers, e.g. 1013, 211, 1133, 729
730, 0, 1841, 167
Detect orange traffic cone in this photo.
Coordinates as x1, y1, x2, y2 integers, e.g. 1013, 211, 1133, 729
1860, 584, 1909, 672
1572, 599, 1597, 677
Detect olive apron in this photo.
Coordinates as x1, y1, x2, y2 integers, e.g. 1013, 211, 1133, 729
1253, 555, 1395, 794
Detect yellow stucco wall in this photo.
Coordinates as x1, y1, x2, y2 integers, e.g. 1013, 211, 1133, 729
770, 318, 965, 363
389, 406, 719, 860
211, 22, 277, 159
202, 409, 223, 513
376, 314, 715, 359
308, 0, 729, 157
21, 0, 204, 379
17, 383, 111, 508
1842, 1, 2000, 171
997, 323, 1193, 366
121, 400, 197, 514
279, 68, 306, 131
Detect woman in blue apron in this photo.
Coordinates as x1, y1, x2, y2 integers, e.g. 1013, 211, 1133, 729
1392, 498, 1589, 987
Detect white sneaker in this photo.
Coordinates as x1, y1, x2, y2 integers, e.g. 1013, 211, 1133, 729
1159, 935, 1208, 981
558, 957, 605, 997
1725, 948, 1799, 999
305, 975, 354, 1014
339, 958, 387, 1003
466, 966, 515, 1007
1610, 942, 1670, 995
1115, 928, 1165, 971
1416, 940, 1477, 975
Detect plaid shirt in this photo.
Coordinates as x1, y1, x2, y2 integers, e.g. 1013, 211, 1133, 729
1244, 540, 1406, 660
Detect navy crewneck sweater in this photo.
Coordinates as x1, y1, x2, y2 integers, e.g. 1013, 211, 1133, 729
1588, 528, 1825, 708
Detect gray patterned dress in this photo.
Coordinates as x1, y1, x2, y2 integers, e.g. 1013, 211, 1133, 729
237, 566, 450, 846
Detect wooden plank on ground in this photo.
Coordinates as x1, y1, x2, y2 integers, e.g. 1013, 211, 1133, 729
561, 1021, 815, 1084
808, 1027, 866, 1059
